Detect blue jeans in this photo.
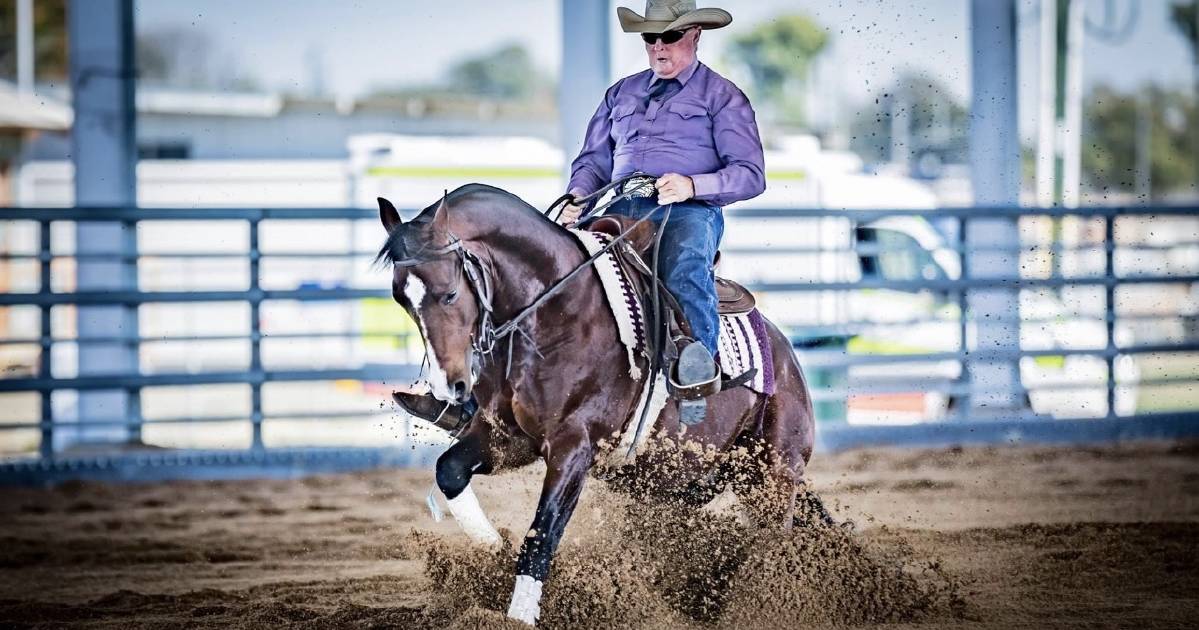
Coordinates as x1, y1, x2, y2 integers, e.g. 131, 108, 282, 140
606, 197, 724, 355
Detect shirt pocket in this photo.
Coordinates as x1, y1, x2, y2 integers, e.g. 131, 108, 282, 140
665, 101, 712, 142
609, 98, 640, 142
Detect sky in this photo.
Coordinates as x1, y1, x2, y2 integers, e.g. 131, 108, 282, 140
134, 0, 1194, 122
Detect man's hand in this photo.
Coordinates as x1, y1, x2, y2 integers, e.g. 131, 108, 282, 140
557, 190, 587, 226
655, 173, 695, 205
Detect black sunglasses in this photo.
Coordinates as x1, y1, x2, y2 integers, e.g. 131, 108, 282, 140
641, 28, 694, 45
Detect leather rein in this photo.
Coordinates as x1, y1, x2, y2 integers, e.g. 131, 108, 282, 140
387, 174, 664, 377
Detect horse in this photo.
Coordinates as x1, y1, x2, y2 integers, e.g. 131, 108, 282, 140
376, 183, 826, 626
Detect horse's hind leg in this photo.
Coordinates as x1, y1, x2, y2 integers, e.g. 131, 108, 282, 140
434, 421, 502, 546
734, 334, 822, 529
729, 436, 802, 529
757, 390, 840, 528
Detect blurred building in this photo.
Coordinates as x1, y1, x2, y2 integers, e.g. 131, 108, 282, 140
21, 86, 558, 163
0, 80, 70, 201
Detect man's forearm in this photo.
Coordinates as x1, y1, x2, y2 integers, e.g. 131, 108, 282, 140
691, 163, 766, 207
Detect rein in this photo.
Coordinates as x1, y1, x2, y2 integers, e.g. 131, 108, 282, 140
544, 172, 656, 225
388, 175, 667, 380
488, 207, 662, 348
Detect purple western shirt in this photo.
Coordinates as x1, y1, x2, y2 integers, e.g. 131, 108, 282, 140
567, 60, 766, 208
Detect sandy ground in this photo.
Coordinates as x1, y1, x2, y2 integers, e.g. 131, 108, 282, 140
0, 440, 1196, 629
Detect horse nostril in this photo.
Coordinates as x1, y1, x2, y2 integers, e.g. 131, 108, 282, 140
453, 380, 468, 401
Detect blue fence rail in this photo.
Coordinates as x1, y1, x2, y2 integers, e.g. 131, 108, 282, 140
1, 203, 1197, 482
0, 207, 420, 464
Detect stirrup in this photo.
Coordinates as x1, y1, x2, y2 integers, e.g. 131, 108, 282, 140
671, 342, 718, 425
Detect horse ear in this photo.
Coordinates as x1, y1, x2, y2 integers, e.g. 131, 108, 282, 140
430, 190, 450, 235
378, 197, 402, 232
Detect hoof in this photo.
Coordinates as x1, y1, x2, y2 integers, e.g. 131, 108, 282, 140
507, 575, 542, 626
393, 391, 470, 432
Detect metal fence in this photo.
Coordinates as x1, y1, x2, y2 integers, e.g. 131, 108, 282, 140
0, 207, 433, 482
723, 205, 1199, 448
1, 203, 1197, 482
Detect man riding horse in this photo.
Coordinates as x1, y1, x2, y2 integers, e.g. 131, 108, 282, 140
559, 0, 765, 423
395, 0, 764, 428
382, 3, 822, 627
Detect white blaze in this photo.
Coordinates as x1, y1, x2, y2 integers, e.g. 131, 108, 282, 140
403, 274, 454, 401
444, 484, 502, 546
507, 574, 543, 626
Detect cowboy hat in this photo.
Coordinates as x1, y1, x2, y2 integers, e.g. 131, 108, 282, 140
617, 0, 732, 34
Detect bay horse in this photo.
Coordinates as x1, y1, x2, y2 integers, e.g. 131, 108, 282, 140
377, 184, 825, 626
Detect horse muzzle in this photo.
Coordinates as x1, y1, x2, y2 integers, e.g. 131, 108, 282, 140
447, 349, 482, 404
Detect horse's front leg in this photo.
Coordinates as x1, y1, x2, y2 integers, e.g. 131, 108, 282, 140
435, 421, 502, 546
507, 428, 592, 626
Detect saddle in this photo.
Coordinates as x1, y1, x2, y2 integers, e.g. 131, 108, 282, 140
585, 215, 756, 316
581, 215, 758, 401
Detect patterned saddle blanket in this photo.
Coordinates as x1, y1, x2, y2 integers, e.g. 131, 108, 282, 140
568, 229, 775, 396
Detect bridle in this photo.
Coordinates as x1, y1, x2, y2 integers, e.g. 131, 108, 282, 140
387, 174, 666, 385
389, 236, 500, 366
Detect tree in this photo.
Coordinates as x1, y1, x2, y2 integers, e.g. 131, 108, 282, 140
1172, 1, 1197, 53
136, 27, 261, 91
445, 43, 544, 100
136, 28, 216, 88
0, 0, 68, 84
847, 72, 969, 171
724, 14, 829, 126
1170, 1, 1199, 187
1083, 84, 1195, 199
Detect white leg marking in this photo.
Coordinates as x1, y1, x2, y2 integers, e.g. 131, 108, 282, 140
506, 574, 543, 626
403, 275, 454, 401
445, 485, 502, 546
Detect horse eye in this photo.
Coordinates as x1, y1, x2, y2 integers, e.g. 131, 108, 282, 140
441, 291, 459, 305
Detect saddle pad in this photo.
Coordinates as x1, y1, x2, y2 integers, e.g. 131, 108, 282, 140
716, 310, 776, 396
568, 229, 777, 463
610, 313, 775, 464
569, 229, 646, 380
567, 229, 774, 396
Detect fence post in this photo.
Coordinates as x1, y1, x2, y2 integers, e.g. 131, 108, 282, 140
1105, 214, 1117, 417
968, 0, 1026, 416
250, 216, 264, 451
559, 0, 610, 181
955, 216, 972, 417
68, 0, 139, 449
38, 220, 53, 460
125, 216, 143, 444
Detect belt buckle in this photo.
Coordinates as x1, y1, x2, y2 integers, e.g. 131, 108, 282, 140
623, 176, 656, 198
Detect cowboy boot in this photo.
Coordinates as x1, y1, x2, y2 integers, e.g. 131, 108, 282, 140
675, 340, 718, 425
392, 390, 476, 433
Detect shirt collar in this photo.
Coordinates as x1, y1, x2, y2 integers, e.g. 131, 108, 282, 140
649, 58, 701, 88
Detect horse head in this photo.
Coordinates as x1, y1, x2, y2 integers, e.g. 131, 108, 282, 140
377, 195, 484, 404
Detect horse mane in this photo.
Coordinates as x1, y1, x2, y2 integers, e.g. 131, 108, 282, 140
375, 183, 564, 266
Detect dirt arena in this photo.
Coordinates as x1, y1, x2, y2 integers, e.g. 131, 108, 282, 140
1, 440, 1196, 629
